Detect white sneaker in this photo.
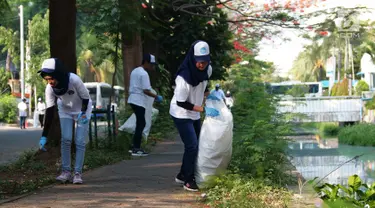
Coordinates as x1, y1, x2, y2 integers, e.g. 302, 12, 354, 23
73, 172, 83, 184
131, 149, 149, 157
56, 171, 71, 183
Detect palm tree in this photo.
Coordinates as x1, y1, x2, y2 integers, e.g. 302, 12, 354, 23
290, 43, 326, 82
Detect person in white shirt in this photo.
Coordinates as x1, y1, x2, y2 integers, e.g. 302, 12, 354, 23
128, 54, 163, 157
225, 91, 234, 109
37, 58, 92, 184
17, 98, 27, 129
170, 40, 220, 192
210, 83, 226, 104
37, 97, 46, 128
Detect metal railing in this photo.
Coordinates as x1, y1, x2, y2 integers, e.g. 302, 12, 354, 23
88, 105, 117, 149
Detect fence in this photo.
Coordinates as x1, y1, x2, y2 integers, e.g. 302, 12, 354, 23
88, 105, 118, 149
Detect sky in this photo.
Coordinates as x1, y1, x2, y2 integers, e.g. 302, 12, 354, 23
255, 0, 375, 78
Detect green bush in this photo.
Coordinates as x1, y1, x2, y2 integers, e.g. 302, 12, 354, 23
313, 174, 375, 207
355, 80, 369, 96
338, 124, 375, 146
331, 78, 349, 96
0, 95, 17, 123
215, 56, 291, 183
319, 123, 340, 136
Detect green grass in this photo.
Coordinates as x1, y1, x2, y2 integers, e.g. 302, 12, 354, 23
202, 174, 291, 208
338, 123, 375, 146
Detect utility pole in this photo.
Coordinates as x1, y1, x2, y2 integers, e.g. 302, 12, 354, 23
19, 5, 24, 99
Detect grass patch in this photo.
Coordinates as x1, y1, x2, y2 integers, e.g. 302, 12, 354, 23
338, 123, 375, 146
202, 174, 291, 208
319, 122, 340, 137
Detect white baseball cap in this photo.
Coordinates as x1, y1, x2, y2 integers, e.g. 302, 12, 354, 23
193, 41, 210, 62
142, 54, 157, 64
38, 58, 57, 73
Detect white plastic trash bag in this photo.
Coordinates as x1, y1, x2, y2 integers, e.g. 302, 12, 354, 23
195, 98, 233, 185
33, 111, 39, 128
118, 89, 159, 141
118, 108, 159, 140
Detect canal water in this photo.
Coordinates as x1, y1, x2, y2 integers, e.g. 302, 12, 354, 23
287, 135, 375, 185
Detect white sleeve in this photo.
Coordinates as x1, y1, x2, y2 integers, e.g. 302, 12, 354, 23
45, 85, 56, 108
207, 65, 212, 78
175, 76, 190, 102
71, 73, 90, 100
141, 72, 152, 90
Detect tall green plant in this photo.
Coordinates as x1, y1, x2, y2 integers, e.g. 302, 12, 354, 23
26, 11, 50, 99
227, 53, 290, 183
0, 95, 17, 123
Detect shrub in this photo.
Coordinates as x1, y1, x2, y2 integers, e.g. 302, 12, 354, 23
0, 95, 17, 123
331, 78, 349, 96
338, 124, 375, 146
355, 80, 369, 96
319, 123, 340, 136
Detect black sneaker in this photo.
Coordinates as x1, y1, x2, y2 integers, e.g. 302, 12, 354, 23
131, 149, 149, 157
175, 173, 185, 184
183, 181, 199, 192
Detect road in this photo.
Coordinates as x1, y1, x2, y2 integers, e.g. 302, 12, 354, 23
0, 127, 42, 165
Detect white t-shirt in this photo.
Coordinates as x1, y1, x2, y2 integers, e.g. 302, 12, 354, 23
18, 102, 27, 117
37, 102, 46, 115
128, 67, 152, 108
210, 89, 225, 100
169, 66, 212, 120
45, 73, 92, 119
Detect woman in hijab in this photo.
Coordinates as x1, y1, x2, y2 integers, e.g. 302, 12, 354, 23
37, 58, 92, 184
169, 40, 220, 192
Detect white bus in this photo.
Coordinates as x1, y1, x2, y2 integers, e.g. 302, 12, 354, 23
84, 82, 112, 110
268, 81, 323, 97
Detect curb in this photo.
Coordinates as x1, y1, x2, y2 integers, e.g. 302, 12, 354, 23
0, 120, 34, 128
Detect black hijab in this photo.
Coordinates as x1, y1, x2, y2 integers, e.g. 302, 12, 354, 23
38, 58, 70, 96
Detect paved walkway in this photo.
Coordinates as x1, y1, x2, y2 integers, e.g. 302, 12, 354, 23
1, 138, 201, 208
0, 127, 41, 165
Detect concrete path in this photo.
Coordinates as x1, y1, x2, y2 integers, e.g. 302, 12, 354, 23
1, 138, 201, 208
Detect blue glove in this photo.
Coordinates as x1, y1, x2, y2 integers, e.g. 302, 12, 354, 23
39, 136, 47, 151
204, 107, 220, 117
155, 95, 163, 103
78, 112, 88, 124
207, 94, 221, 101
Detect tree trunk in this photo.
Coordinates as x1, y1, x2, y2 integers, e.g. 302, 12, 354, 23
48, 0, 77, 149
119, 0, 142, 99
49, 0, 77, 72
6, 49, 13, 79
122, 33, 142, 98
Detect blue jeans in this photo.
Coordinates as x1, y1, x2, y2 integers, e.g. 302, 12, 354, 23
19, 116, 26, 129
60, 118, 88, 173
172, 116, 201, 182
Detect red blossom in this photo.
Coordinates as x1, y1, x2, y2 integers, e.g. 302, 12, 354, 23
141, 3, 147, 8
